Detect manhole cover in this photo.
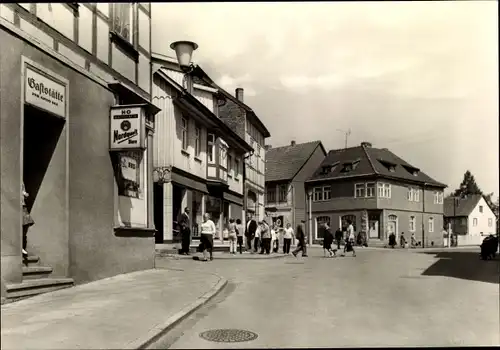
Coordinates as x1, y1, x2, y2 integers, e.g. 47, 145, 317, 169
199, 329, 258, 343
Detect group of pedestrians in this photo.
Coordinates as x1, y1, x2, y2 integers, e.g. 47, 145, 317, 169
321, 219, 357, 258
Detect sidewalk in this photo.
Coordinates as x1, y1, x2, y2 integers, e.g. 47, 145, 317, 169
157, 251, 288, 260
1, 269, 227, 350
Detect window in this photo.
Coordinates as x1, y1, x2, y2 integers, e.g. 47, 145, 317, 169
207, 133, 215, 163
115, 150, 143, 199
409, 216, 416, 232
366, 183, 375, 198
219, 146, 227, 166
378, 183, 391, 198
194, 125, 201, 157
488, 218, 493, 227
355, 183, 365, 198
316, 216, 331, 239
235, 158, 240, 178
266, 186, 276, 203
113, 3, 134, 43
434, 191, 444, 204
256, 145, 261, 172
479, 205, 483, 213
407, 188, 420, 202
323, 186, 331, 200
428, 217, 434, 233
407, 188, 414, 201
313, 187, 323, 202
473, 218, 478, 227
181, 117, 188, 151
227, 154, 232, 175
279, 185, 288, 202
341, 215, 357, 231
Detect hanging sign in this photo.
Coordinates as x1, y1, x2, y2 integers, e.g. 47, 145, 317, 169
110, 105, 145, 150
25, 66, 67, 118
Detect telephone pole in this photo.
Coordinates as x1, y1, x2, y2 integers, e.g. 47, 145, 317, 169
337, 128, 351, 149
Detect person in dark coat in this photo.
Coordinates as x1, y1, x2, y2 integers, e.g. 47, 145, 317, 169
388, 232, 396, 248
322, 222, 335, 257
179, 207, 191, 255
292, 220, 308, 257
334, 227, 343, 250
245, 215, 257, 252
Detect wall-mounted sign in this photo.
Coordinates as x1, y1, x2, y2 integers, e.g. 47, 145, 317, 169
110, 106, 145, 150
25, 66, 67, 118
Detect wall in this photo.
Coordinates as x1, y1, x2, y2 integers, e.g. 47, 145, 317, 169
467, 197, 497, 236
193, 88, 215, 114
227, 149, 243, 195
1, 30, 154, 285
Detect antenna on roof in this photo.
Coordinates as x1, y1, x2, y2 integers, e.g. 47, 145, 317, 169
337, 128, 351, 149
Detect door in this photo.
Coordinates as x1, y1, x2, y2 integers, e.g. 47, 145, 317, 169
368, 214, 380, 239
387, 221, 397, 241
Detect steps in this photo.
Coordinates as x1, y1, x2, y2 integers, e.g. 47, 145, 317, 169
3, 255, 74, 304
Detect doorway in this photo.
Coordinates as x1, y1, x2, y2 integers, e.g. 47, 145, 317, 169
153, 182, 164, 243
387, 215, 398, 241
172, 185, 184, 242
23, 105, 65, 212
368, 214, 380, 239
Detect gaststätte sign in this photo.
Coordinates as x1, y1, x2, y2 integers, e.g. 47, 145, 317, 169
24, 66, 67, 118
109, 105, 145, 150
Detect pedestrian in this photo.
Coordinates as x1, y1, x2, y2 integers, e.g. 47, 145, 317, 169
260, 221, 271, 254
388, 232, 396, 248
283, 223, 294, 254
410, 233, 417, 248
342, 219, 356, 257
199, 213, 216, 261
22, 182, 35, 259
178, 207, 191, 255
400, 232, 406, 248
254, 222, 261, 253
228, 218, 237, 255
322, 222, 335, 257
334, 227, 343, 250
271, 224, 280, 253
292, 220, 308, 257
246, 215, 257, 252
236, 218, 244, 254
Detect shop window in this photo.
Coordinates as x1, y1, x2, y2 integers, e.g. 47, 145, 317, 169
316, 216, 331, 239
207, 133, 215, 163
114, 150, 143, 199
113, 3, 134, 43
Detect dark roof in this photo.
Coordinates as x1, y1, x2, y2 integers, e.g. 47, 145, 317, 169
307, 145, 447, 188
266, 141, 325, 182
444, 194, 483, 217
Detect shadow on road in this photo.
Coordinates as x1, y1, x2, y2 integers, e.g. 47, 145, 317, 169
420, 251, 500, 284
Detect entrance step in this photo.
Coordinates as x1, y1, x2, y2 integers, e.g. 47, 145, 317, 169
22, 266, 53, 280
6, 278, 74, 301
23, 255, 41, 267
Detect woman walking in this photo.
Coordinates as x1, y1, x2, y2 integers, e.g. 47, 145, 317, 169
342, 219, 356, 257
228, 218, 237, 255
236, 219, 244, 254
322, 222, 335, 257
199, 213, 216, 261
283, 223, 294, 254
22, 182, 35, 259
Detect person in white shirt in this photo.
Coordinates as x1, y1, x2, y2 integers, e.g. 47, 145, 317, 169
228, 218, 237, 255
342, 219, 356, 257
283, 223, 294, 254
270, 225, 277, 253
199, 213, 216, 261
253, 223, 261, 253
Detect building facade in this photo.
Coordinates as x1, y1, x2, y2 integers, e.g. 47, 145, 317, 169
1, 3, 158, 301
151, 54, 252, 247
216, 88, 271, 223
265, 141, 326, 242
305, 142, 447, 247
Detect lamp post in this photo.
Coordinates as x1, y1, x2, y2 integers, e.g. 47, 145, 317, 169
307, 188, 313, 247
170, 41, 199, 93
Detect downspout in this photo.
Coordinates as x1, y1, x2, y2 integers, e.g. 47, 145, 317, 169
422, 183, 427, 248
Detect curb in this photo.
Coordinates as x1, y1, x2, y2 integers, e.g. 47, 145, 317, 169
125, 273, 228, 350
156, 253, 288, 260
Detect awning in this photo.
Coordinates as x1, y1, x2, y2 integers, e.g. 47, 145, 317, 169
171, 172, 209, 194
108, 81, 161, 116
223, 192, 243, 206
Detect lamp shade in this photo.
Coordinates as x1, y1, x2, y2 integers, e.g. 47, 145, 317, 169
170, 41, 198, 69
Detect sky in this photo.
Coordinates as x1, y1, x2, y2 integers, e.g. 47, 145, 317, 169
152, 1, 498, 197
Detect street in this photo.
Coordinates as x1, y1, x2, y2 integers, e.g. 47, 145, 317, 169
151, 247, 499, 348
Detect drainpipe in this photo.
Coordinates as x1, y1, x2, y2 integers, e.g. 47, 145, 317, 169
422, 183, 427, 248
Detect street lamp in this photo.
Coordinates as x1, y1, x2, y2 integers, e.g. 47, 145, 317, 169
170, 40, 198, 73
307, 187, 313, 246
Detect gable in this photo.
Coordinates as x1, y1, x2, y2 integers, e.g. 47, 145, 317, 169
266, 141, 322, 182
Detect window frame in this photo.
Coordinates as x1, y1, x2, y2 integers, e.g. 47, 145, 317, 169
434, 191, 444, 204
219, 145, 227, 167
207, 133, 215, 163
266, 185, 276, 203
354, 183, 365, 198
488, 218, 493, 227
227, 153, 232, 177
322, 186, 331, 201
181, 117, 188, 151
112, 3, 134, 44
313, 187, 323, 202
428, 217, 434, 233
473, 218, 478, 227
194, 124, 201, 157
378, 183, 391, 198
278, 184, 288, 203
235, 157, 240, 178
479, 205, 483, 213
409, 215, 416, 232
366, 183, 375, 198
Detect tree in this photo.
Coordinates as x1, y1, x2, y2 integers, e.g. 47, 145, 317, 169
452, 170, 483, 198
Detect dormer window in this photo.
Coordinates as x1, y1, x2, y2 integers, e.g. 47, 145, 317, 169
402, 164, 420, 176
341, 160, 360, 173
321, 162, 339, 174
378, 159, 397, 173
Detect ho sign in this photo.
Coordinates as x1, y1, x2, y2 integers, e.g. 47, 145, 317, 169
110, 106, 145, 150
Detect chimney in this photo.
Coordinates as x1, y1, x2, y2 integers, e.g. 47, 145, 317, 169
361, 142, 372, 148
265, 145, 272, 151
291, 140, 296, 146
235, 88, 244, 103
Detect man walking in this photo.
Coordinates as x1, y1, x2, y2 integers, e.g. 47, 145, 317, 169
334, 226, 343, 250
292, 220, 308, 258
283, 223, 294, 254
245, 215, 257, 252
179, 207, 191, 255
260, 220, 271, 254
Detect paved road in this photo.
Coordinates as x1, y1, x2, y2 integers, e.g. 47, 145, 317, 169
152, 247, 499, 348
